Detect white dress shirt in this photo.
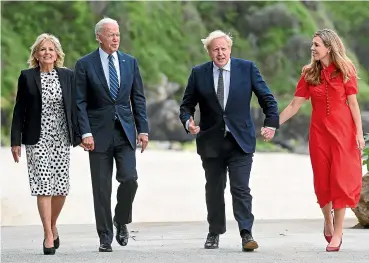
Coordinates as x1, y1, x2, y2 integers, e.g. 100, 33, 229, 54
213, 60, 230, 132
99, 48, 121, 87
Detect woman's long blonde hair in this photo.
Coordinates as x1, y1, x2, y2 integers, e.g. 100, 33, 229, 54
302, 28, 358, 85
27, 33, 65, 68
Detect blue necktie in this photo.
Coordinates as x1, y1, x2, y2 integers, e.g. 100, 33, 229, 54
108, 54, 119, 101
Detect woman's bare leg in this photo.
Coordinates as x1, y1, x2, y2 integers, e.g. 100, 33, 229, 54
329, 208, 345, 247
37, 196, 53, 247
51, 196, 66, 239
321, 202, 334, 237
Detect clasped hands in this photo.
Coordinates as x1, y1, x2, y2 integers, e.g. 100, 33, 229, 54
260, 127, 275, 142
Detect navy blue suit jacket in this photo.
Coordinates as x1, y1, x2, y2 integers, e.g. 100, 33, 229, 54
179, 58, 279, 157
75, 49, 149, 152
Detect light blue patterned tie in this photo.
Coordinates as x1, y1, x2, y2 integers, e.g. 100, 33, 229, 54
108, 54, 119, 101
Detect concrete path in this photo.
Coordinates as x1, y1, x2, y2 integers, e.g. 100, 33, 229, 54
2, 219, 369, 263
2, 147, 368, 262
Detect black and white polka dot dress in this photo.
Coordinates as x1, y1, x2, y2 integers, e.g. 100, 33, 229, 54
25, 69, 71, 196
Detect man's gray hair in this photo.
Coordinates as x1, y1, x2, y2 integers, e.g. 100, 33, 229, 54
201, 30, 233, 50
95, 17, 119, 35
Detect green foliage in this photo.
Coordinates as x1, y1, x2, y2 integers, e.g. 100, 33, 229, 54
323, 2, 369, 35
363, 133, 369, 171
285, 1, 317, 36
1, 1, 369, 145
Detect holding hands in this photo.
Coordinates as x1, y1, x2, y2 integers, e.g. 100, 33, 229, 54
81, 136, 94, 151
260, 127, 276, 142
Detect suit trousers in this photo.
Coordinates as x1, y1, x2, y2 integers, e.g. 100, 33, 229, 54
89, 120, 138, 244
201, 132, 254, 235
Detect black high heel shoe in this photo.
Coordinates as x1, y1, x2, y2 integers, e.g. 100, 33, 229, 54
43, 239, 56, 255
54, 236, 60, 249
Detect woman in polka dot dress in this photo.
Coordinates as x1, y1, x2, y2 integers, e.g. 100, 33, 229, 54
10, 34, 81, 255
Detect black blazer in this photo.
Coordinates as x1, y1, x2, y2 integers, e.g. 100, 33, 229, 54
10, 67, 81, 147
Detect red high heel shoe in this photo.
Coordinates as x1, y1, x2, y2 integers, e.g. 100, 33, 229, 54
324, 229, 332, 243
326, 238, 342, 252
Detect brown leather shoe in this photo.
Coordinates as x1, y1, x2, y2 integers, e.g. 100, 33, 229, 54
242, 233, 259, 252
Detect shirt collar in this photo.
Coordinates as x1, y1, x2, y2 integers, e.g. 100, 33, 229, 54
322, 62, 336, 73
99, 48, 118, 62
213, 58, 231, 72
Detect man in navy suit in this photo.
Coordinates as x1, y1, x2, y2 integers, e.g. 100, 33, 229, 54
75, 17, 149, 252
179, 30, 279, 251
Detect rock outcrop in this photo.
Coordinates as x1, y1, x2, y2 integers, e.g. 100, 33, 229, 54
352, 173, 369, 228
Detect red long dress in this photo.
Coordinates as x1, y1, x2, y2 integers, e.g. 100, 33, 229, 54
294, 63, 362, 209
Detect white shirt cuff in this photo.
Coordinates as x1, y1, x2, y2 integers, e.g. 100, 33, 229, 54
82, 133, 92, 139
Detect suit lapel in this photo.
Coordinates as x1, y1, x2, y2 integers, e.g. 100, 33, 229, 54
205, 61, 228, 112
225, 58, 238, 111
55, 67, 68, 105
204, 62, 222, 110
92, 49, 111, 98
32, 67, 42, 94
117, 52, 127, 99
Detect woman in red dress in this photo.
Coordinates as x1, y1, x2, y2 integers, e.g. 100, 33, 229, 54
266, 29, 365, 251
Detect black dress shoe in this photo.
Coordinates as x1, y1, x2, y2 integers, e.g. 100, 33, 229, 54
114, 220, 129, 246
54, 236, 60, 249
43, 239, 56, 255
99, 243, 113, 252
204, 233, 219, 249
241, 232, 259, 252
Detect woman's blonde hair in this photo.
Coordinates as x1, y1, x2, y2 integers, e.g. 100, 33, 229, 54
302, 28, 358, 85
27, 33, 65, 68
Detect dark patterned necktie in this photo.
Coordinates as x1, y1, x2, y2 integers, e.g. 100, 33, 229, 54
108, 54, 119, 100
217, 68, 224, 109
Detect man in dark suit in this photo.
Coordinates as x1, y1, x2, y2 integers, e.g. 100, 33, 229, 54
179, 30, 279, 252
75, 17, 149, 252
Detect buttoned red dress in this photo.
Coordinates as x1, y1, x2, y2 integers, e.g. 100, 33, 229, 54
294, 63, 362, 209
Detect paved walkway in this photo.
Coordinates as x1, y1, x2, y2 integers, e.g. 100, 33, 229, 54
2, 219, 368, 262
2, 148, 368, 262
